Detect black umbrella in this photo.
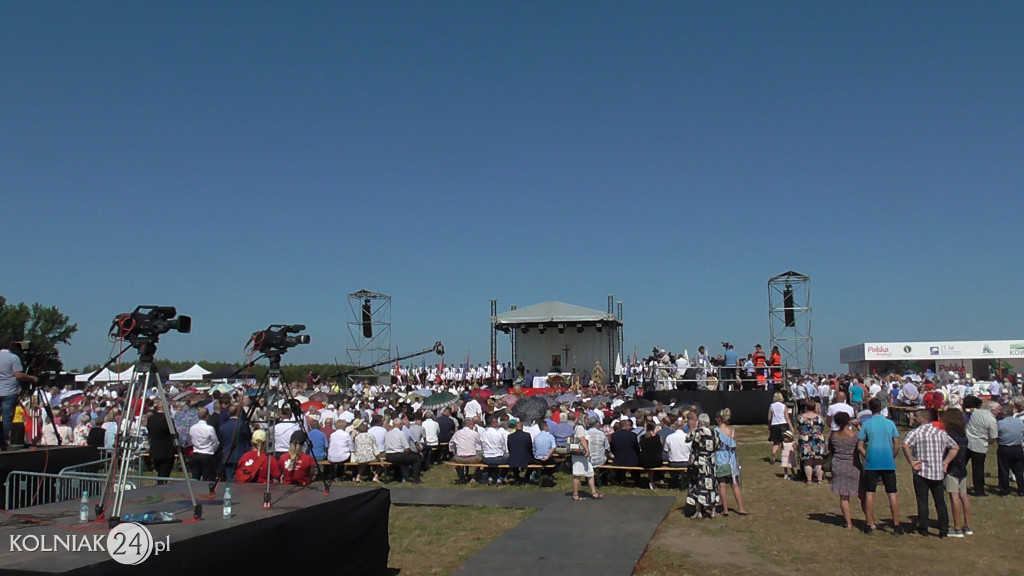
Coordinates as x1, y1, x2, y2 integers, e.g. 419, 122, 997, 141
619, 398, 655, 412
378, 391, 400, 402
511, 396, 549, 422
588, 395, 611, 407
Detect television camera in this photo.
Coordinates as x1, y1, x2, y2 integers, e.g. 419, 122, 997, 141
109, 305, 192, 345
250, 324, 310, 355
10, 341, 63, 389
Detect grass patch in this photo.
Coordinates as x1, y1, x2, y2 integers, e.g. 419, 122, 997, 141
636, 425, 1024, 576
388, 505, 535, 576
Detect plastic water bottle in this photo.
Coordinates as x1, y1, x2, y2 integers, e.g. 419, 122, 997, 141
79, 491, 89, 522
222, 486, 232, 519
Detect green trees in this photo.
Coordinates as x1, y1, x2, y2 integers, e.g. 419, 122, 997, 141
0, 295, 77, 354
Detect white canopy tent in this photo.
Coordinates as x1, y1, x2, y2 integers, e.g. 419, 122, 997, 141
168, 363, 211, 382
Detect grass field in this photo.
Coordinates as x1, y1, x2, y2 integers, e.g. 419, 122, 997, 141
381, 425, 1024, 576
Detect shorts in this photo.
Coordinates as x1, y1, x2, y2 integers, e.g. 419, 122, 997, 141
944, 474, 967, 494
768, 424, 787, 444
863, 469, 898, 493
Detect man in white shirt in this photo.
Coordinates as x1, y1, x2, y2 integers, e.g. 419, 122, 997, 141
188, 408, 220, 481
384, 415, 421, 483
464, 397, 482, 422
320, 404, 338, 426
271, 406, 301, 458
826, 391, 856, 432
480, 415, 509, 485
422, 411, 440, 468
664, 419, 690, 489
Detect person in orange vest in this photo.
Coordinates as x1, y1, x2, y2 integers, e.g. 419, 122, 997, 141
753, 345, 768, 389
770, 346, 783, 388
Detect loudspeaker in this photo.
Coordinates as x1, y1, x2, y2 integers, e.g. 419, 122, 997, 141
783, 288, 795, 327
362, 299, 373, 338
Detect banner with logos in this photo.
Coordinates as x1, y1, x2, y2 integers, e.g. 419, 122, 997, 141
840, 340, 1024, 363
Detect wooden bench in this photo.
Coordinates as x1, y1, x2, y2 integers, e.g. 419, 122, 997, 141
596, 464, 686, 474
442, 462, 556, 470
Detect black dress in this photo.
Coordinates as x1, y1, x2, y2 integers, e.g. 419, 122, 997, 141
639, 434, 664, 468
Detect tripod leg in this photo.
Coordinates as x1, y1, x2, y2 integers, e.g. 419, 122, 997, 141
152, 370, 201, 520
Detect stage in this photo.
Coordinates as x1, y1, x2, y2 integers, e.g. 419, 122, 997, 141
0, 483, 390, 575
647, 389, 775, 425
0, 447, 101, 508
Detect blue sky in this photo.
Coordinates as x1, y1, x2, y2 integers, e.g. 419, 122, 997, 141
3, 2, 1022, 373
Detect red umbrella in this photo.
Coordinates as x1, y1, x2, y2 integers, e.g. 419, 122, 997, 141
501, 393, 520, 408
301, 400, 324, 412
470, 389, 493, 400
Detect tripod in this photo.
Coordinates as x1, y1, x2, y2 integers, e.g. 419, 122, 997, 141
210, 352, 330, 504
19, 384, 61, 446
94, 340, 201, 527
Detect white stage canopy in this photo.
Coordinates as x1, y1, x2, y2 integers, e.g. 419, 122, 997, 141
496, 301, 621, 384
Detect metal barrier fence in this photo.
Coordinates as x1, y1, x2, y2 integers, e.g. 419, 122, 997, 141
4, 470, 187, 511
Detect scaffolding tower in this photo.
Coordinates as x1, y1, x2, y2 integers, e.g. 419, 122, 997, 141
768, 271, 813, 374
347, 289, 391, 384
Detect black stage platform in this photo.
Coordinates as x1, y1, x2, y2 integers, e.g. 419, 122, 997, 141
0, 483, 390, 575
648, 389, 774, 425
0, 447, 101, 504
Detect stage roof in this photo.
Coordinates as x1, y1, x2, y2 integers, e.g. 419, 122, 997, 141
495, 301, 621, 326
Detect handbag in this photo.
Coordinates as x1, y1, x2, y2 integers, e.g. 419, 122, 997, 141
567, 433, 586, 456
715, 462, 733, 478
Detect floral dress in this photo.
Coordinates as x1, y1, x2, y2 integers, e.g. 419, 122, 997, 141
686, 426, 721, 509
795, 414, 827, 461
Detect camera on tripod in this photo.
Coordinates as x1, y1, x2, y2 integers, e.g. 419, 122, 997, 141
109, 306, 192, 344
252, 324, 310, 354
11, 341, 63, 388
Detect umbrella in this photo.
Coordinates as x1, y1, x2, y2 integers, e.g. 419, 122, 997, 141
589, 395, 611, 407
301, 400, 324, 412
404, 393, 425, 403
51, 390, 84, 406
378, 391, 400, 402
555, 393, 579, 404
67, 394, 86, 405
172, 407, 199, 446
421, 391, 459, 411
620, 398, 655, 412
309, 391, 330, 403
173, 387, 198, 401
210, 383, 234, 395
187, 392, 210, 407
501, 393, 520, 408
538, 395, 557, 406
328, 394, 348, 404
470, 389, 493, 399
245, 388, 262, 397
511, 396, 549, 422
294, 395, 309, 404
413, 388, 433, 398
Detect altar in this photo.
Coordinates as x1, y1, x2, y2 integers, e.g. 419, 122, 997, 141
532, 373, 572, 389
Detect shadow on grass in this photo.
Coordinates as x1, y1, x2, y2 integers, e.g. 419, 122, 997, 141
807, 511, 851, 528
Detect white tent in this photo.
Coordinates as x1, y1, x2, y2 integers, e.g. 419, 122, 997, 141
169, 363, 211, 382
76, 368, 119, 383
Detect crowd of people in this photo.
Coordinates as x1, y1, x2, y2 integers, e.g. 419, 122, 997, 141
767, 371, 1023, 537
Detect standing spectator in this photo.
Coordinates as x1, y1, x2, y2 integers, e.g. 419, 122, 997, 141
188, 408, 220, 482
73, 414, 92, 446
218, 404, 251, 481
686, 413, 721, 518
964, 398, 998, 497
767, 392, 792, 464
147, 406, 176, 483
796, 399, 827, 484
995, 404, 1024, 496
826, 391, 855, 432
0, 335, 39, 450
829, 412, 862, 530
941, 408, 973, 536
902, 409, 959, 537
715, 409, 748, 515
857, 398, 903, 535
769, 346, 783, 388
570, 415, 602, 500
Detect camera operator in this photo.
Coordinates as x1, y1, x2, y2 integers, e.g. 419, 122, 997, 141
0, 335, 40, 450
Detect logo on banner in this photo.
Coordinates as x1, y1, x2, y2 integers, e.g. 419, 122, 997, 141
929, 347, 940, 356
1011, 344, 1024, 357
983, 344, 994, 355
867, 346, 891, 357
903, 346, 912, 354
